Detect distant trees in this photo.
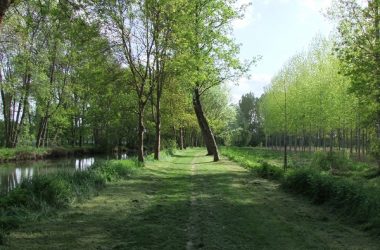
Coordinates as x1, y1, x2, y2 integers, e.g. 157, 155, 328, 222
231, 93, 264, 147
260, 38, 367, 159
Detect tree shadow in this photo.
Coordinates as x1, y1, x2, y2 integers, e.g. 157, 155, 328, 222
6, 164, 380, 250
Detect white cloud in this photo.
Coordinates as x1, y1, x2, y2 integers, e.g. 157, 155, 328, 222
227, 74, 272, 104
233, 0, 258, 30
298, 0, 332, 12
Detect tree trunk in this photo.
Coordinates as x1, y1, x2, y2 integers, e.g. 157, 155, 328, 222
154, 92, 161, 160
36, 116, 48, 148
193, 87, 219, 161
137, 111, 145, 163
350, 128, 353, 155
179, 127, 184, 150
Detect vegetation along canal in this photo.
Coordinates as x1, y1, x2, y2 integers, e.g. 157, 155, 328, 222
0, 153, 128, 194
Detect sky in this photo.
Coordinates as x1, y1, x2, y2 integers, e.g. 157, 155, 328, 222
229, 0, 335, 103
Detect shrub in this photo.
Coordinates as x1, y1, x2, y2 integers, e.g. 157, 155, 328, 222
162, 139, 177, 156
255, 161, 284, 181
311, 151, 352, 172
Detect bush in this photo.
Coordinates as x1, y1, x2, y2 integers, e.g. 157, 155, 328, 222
162, 139, 177, 156
311, 151, 352, 172
93, 160, 139, 182
255, 161, 284, 181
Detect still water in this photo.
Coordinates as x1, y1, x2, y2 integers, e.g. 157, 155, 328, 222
0, 153, 128, 194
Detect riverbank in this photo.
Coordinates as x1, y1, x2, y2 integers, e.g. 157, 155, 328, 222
0, 146, 128, 163
2, 148, 380, 249
0, 158, 140, 244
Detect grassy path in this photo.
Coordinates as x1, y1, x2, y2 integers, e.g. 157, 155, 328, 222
4, 148, 380, 249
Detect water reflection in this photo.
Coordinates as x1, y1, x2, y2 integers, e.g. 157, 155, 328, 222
0, 153, 128, 194
75, 157, 95, 171
116, 153, 128, 160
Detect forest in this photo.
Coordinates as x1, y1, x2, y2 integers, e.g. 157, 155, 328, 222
0, 0, 380, 249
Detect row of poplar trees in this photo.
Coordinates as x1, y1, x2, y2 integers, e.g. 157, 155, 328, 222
261, 0, 380, 168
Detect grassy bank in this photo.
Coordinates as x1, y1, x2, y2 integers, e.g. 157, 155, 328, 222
0, 159, 140, 244
0, 146, 105, 162
221, 147, 380, 234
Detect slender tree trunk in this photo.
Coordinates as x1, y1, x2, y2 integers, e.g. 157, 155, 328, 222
350, 128, 353, 155
36, 116, 48, 148
193, 87, 219, 161
137, 111, 145, 163
179, 127, 184, 150
358, 127, 361, 159
154, 90, 161, 160
284, 88, 288, 171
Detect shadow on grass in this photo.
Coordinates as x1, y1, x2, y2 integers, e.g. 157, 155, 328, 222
6, 161, 380, 250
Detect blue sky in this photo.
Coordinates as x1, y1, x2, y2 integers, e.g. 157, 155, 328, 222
229, 0, 334, 103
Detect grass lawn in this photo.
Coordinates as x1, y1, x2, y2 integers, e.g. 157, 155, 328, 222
4, 148, 380, 249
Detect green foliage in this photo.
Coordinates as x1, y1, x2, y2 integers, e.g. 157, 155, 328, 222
93, 160, 139, 182
328, 0, 380, 163
222, 147, 284, 180
260, 37, 359, 142
255, 161, 284, 180
231, 92, 264, 147
0, 147, 48, 161
0, 146, 99, 162
162, 139, 178, 156
311, 151, 352, 172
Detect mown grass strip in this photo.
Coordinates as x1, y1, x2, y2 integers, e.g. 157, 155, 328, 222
221, 147, 380, 234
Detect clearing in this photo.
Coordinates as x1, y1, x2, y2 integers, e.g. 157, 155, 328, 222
4, 148, 380, 249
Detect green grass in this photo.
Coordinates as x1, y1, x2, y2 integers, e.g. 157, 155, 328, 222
3, 148, 380, 249
221, 146, 380, 234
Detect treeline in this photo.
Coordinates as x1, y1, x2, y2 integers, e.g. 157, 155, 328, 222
230, 39, 374, 158
230, 0, 380, 169
261, 38, 370, 156
0, 0, 249, 162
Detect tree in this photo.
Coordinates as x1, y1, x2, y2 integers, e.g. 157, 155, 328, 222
176, 0, 251, 161
234, 92, 263, 146
98, 1, 160, 162
260, 37, 363, 166
0, 0, 43, 147
328, 0, 380, 167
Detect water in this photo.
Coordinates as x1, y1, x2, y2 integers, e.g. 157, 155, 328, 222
0, 153, 128, 194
